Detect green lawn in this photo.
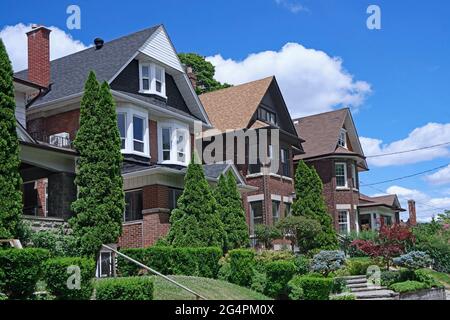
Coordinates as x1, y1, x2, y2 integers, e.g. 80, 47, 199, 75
419, 269, 450, 289
152, 276, 270, 300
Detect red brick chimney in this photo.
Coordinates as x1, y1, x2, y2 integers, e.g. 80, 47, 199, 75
186, 66, 197, 89
407, 199, 417, 226
26, 25, 51, 87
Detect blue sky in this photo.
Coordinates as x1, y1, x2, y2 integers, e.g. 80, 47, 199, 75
1, 0, 450, 221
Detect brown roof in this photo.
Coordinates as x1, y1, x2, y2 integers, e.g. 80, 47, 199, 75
293, 108, 348, 160
199, 77, 274, 131
359, 193, 406, 211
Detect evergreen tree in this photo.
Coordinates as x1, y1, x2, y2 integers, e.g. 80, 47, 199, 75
292, 160, 337, 249
167, 155, 225, 247
70, 72, 125, 257
214, 171, 249, 251
0, 39, 23, 239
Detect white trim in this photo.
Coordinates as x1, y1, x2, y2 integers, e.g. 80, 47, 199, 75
247, 194, 265, 202
116, 105, 150, 158
157, 120, 190, 166
336, 204, 352, 210
282, 196, 293, 203
138, 61, 167, 98
271, 194, 282, 201
335, 162, 348, 189
338, 210, 351, 234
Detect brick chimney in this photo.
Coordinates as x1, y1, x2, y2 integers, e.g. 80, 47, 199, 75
408, 200, 417, 226
186, 66, 197, 89
26, 25, 51, 87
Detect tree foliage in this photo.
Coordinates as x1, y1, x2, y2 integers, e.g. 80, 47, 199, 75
254, 224, 282, 249
292, 160, 337, 249
276, 215, 322, 253
167, 156, 225, 247
178, 53, 231, 94
70, 72, 125, 258
214, 171, 249, 251
0, 39, 23, 239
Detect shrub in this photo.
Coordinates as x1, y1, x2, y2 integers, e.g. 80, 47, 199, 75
254, 250, 294, 264
310, 250, 346, 276
414, 269, 443, 288
331, 277, 347, 294
287, 277, 304, 300
0, 248, 49, 299
217, 256, 231, 281
393, 251, 432, 270
96, 277, 154, 300
346, 257, 375, 276
413, 225, 450, 273
118, 247, 222, 278
264, 261, 297, 299
43, 257, 95, 300
254, 225, 282, 249
30, 228, 80, 257
289, 275, 333, 300
229, 249, 255, 287
293, 255, 310, 275
275, 215, 322, 254
389, 280, 429, 293
381, 271, 401, 287
250, 269, 267, 294
330, 293, 356, 300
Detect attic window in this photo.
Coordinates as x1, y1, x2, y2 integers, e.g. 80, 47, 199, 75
258, 108, 277, 125
139, 62, 166, 97
338, 128, 347, 148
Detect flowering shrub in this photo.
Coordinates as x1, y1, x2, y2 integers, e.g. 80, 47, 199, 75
393, 251, 432, 270
350, 224, 414, 269
310, 250, 346, 276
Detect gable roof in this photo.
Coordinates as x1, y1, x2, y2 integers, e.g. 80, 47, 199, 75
199, 77, 274, 131
293, 108, 368, 169
359, 193, 406, 212
15, 25, 160, 107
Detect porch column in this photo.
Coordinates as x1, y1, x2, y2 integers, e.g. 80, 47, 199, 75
47, 172, 77, 220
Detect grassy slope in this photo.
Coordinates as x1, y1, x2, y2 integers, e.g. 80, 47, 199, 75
420, 269, 450, 289
152, 276, 270, 300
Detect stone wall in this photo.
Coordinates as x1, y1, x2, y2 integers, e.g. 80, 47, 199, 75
399, 287, 446, 300
23, 215, 68, 232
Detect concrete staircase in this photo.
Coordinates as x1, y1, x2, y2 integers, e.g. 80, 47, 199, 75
341, 275, 399, 300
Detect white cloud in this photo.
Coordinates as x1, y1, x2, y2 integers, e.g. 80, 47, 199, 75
382, 185, 450, 222
206, 42, 371, 117
360, 123, 450, 167
275, 0, 309, 14
425, 164, 450, 185
0, 23, 87, 72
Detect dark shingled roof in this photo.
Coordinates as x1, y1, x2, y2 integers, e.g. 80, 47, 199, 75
14, 25, 160, 107
202, 163, 230, 179
359, 193, 406, 211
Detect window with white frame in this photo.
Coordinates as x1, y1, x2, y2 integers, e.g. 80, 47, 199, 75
272, 200, 280, 224
139, 62, 166, 97
158, 121, 190, 166
338, 128, 347, 148
351, 163, 358, 189
335, 162, 347, 188
116, 106, 149, 157
338, 210, 350, 235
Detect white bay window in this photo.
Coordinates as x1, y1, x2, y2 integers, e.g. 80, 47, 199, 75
158, 121, 190, 166
139, 62, 166, 98
117, 106, 149, 157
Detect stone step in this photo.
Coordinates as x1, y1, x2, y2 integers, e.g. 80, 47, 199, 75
346, 278, 368, 285
341, 275, 367, 280
358, 297, 399, 300
353, 289, 398, 300
350, 286, 388, 293
347, 282, 369, 289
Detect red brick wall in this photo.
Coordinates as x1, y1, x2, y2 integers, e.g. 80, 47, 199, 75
35, 179, 47, 217
27, 109, 80, 142
149, 120, 158, 164
27, 27, 51, 87
119, 222, 143, 248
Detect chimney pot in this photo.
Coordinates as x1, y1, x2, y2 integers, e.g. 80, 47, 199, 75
26, 25, 51, 87
94, 38, 104, 50
186, 66, 197, 89
408, 199, 417, 226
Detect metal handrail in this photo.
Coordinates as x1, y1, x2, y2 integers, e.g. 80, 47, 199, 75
101, 244, 206, 300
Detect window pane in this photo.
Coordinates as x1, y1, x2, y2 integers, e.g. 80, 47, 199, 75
169, 188, 183, 211
134, 141, 144, 152
142, 66, 149, 78
124, 190, 143, 222
155, 81, 162, 93
251, 201, 263, 228
155, 67, 162, 81
100, 252, 112, 277
272, 201, 280, 224
162, 128, 171, 160
338, 211, 349, 235
133, 116, 144, 141
284, 203, 291, 216
335, 163, 346, 187
117, 114, 126, 138
142, 79, 150, 90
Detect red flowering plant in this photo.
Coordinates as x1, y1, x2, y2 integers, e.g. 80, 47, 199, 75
350, 224, 415, 269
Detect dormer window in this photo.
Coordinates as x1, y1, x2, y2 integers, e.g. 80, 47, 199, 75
338, 128, 347, 148
139, 62, 166, 97
258, 108, 277, 126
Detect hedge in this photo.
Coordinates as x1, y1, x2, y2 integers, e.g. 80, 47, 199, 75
96, 277, 154, 300
118, 247, 222, 279
345, 257, 375, 276
389, 280, 429, 293
43, 257, 95, 300
264, 261, 297, 299
229, 249, 255, 287
288, 275, 333, 300
0, 248, 49, 299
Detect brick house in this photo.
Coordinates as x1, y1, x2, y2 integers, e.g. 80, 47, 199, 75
13, 25, 252, 273
198, 77, 304, 242
293, 108, 405, 234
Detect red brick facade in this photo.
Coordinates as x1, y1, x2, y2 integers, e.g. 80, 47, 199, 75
27, 26, 51, 87
27, 109, 80, 142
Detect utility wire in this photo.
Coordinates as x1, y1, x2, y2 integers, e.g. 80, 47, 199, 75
360, 163, 449, 187
366, 141, 450, 158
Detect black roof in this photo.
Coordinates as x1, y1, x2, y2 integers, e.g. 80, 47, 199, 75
14, 25, 160, 107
